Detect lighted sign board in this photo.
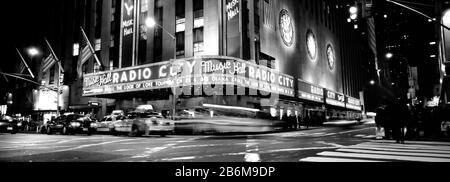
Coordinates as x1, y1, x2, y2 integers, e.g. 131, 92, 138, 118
345, 96, 362, 111
83, 56, 295, 97
279, 9, 294, 47
33, 86, 69, 111
325, 90, 345, 108
298, 79, 324, 103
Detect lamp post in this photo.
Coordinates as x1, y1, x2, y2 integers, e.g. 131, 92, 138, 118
145, 17, 178, 120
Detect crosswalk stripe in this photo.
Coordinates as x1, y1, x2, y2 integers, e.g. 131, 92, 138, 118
346, 146, 450, 154
317, 151, 450, 162
357, 143, 450, 151
300, 157, 384, 162
370, 140, 450, 146
336, 148, 450, 158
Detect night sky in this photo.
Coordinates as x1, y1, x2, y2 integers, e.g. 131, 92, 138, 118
2, 1, 54, 71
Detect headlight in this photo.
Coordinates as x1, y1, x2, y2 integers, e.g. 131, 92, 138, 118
90, 123, 98, 128
70, 122, 81, 127
17, 123, 22, 127
159, 121, 164, 125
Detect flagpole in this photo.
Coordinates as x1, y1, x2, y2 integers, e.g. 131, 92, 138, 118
16, 48, 35, 78
80, 27, 102, 69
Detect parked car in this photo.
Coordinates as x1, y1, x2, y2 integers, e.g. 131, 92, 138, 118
111, 109, 174, 137
43, 114, 97, 135
0, 115, 19, 134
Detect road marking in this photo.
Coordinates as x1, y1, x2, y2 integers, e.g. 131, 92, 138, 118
114, 149, 135, 152
161, 156, 197, 161
244, 139, 261, 162
130, 137, 199, 159
317, 151, 450, 162
346, 146, 450, 154
171, 144, 224, 149
357, 142, 450, 151
52, 139, 138, 153
370, 140, 450, 146
300, 157, 384, 162
337, 127, 375, 135
260, 146, 340, 153
336, 148, 450, 158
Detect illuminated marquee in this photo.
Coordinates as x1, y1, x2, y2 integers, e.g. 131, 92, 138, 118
298, 79, 324, 103
325, 90, 345, 108
345, 96, 362, 111
83, 56, 295, 97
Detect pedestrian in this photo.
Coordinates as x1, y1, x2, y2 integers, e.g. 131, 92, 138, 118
392, 101, 409, 144
375, 106, 386, 139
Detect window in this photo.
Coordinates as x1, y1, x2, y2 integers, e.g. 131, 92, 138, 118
141, 0, 148, 13
176, 18, 186, 32
193, 27, 204, 56
193, 0, 203, 12
94, 62, 101, 73
95, 39, 101, 51
176, 32, 185, 57
73, 43, 80, 56
194, 10, 204, 28
109, 60, 114, 70
194, 42, 204, 56
49, 66, 55, 85
263, 0, 274, 29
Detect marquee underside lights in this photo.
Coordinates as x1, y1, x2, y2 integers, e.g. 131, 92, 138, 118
279, 9, 294, 47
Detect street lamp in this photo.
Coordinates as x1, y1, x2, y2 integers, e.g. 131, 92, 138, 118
386, 52, 393, 59
27, 47, 40, 57
145, 17, 178, 120
370, 80, 376, 85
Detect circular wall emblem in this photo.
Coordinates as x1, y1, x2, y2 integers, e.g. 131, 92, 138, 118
306, 30, 317, 61
279, 9, 294, 47
326, 44, 335, 70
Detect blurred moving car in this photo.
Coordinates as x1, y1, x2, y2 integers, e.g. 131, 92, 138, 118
97, 115, 126, 133
43, 114, 97, 135
0, 115, 19, 134
112, 105, 174, 137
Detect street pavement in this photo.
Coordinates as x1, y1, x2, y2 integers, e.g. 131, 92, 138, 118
1, 123, 450, 162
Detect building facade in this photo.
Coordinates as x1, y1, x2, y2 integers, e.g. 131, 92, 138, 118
35, 0, 373, 123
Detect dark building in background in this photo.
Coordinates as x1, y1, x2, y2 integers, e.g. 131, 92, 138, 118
373, 0, 444, 107
14, 0, 377, 123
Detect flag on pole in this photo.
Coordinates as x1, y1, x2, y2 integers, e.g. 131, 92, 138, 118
77, 27, 100, 78
41, 54, 57, 73
19, 61, 26, 74
44, 38, 64, 73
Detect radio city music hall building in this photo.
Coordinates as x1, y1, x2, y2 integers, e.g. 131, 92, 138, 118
37, 0, 374, 123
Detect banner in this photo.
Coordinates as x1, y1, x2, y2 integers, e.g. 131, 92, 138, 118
225, 0, 241, 57
121, 0, 136, 67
